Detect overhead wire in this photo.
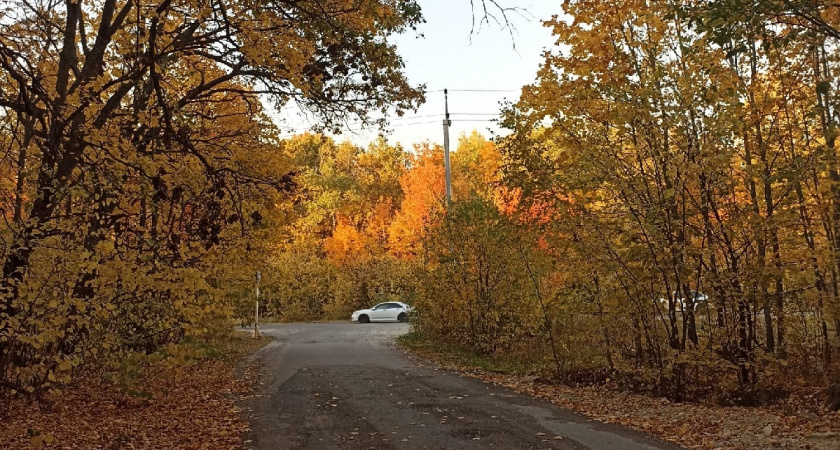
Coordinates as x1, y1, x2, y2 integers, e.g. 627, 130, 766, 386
424, 89, 518, 93
276, 112, 499, 132
267, 88, 511, 137
276, 117, 500, 137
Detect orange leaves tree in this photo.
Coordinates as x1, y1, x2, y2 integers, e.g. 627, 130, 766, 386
387, 143, 446, 258
261, 134, 415, 321
260, 134, 502, 323
0, 0, 423, 394
496, 0, 840, 403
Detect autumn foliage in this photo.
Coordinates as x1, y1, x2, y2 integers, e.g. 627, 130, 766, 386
490, 0, 840, 405
0, 0, 422, 397
262, 1, 840, 412
4, 0, 840, 429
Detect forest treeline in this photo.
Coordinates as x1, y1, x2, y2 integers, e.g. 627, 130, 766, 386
0, 0, 424, 397
492, 0, 840, 405
260, 0, 840, 406
3, 0, 840, 409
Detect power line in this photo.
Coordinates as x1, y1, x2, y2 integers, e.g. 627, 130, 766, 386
380, 120, 441, 128
271, 113, 497, 127
276, 118, 501, 138
341, 113, 498, 127
389, 113, 444, 120
425, 88, 518, 93
340, 114, 444, 127
271, 110, 502, 138
331, 119, 441, 135
348, 118, 497, 130
303, 112, 498, 130
451, 89, 517, 93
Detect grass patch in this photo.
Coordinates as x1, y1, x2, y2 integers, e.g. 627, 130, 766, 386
398, 331, 538, 376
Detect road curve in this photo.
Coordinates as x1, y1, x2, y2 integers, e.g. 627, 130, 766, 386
241, 322, 681, 450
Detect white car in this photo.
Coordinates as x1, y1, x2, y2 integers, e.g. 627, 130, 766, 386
656, 291, 710, 312
351, 302, 413, 323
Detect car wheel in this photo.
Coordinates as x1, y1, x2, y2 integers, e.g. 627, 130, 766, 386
397, 312, 407, 323
359, 314, 370, 324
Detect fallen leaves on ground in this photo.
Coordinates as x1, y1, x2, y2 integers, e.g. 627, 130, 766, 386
0, 333, 268, 449
402, 346, 840, 450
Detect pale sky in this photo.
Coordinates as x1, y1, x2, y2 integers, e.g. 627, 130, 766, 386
272, 0, 558, 147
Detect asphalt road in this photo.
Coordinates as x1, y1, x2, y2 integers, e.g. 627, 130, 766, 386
241, 322, 681, 450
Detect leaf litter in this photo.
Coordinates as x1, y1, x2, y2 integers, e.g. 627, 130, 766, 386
0, 334, 267, 449
403, 347, 840, 449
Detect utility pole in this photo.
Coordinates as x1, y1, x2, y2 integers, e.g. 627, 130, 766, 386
253, 271, 261, 339
442, 89, 452, 209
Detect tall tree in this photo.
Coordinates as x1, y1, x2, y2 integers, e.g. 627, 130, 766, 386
0, 0, 423, 393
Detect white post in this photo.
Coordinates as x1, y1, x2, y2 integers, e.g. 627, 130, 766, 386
253, 271, 261, 339
443, 89, 452, 209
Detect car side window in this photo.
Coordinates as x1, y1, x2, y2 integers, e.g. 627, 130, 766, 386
374, 304, 387, 310
387, 303, 401, 309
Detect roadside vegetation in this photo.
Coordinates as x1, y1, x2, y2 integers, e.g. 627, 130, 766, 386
262, 0, 840, 424
400, 332, 840, 450
4, 0, 840, 448
0, 332, 269, 448
0, 0, 422, 400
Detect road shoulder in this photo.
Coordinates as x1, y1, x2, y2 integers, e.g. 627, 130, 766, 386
0, 331, 268, 449
399, 334, 840, 449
